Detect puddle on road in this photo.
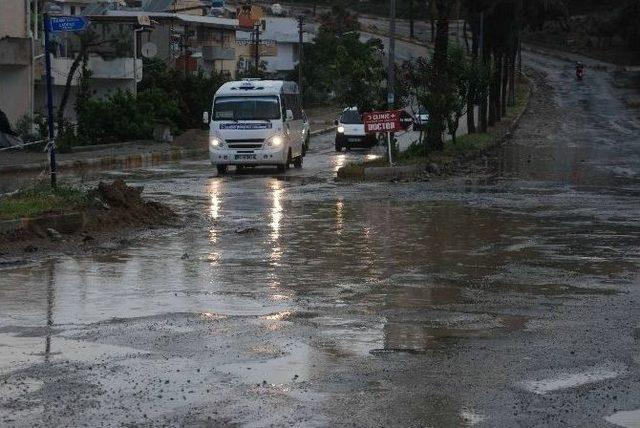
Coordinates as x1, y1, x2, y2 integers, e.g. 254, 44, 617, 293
219, 342, 313, 386
521, 362, 627, 395
605, 408, 640, 428
0, 332, 149, 374
460, 409, 487, 426
1, 169, 638, 418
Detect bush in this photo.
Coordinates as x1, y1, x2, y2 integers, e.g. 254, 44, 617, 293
77, 88, 181, 145
73, 59, 228, 146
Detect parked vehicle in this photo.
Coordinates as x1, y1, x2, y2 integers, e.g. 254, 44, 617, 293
334, 107, 377, 152
204, 80, 305, 174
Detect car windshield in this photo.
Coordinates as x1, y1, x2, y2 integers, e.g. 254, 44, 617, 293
213, 96, 281, 120
340, 110, 362, 124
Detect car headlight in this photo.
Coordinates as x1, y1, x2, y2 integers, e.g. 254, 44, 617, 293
266, 134, 284, 147
337, 126, 345, 133
210, 136, 223, 148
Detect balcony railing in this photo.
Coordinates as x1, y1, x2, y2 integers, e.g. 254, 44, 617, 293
49, 56, 142, 86
202, 46, 236, 61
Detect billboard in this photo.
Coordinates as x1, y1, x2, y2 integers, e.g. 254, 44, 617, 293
237, 5, 263, 29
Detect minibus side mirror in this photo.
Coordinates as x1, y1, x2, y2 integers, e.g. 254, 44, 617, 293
202, 111, 209, 124
286, 109, 294, 121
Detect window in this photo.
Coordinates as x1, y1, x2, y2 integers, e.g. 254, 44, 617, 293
70, 6, 76, 15
213, 96, 281, 120
281, 93, 303, 120
340, 110, 362, 124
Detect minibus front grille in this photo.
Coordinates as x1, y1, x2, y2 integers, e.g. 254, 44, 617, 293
226, 138, 264, 149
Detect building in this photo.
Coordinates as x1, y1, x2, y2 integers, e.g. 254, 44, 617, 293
35, 8, 143, 123
89, 9, 238, 77
0, 0, 34, 127
236, 16, 313, 78
54, 0, 105, 16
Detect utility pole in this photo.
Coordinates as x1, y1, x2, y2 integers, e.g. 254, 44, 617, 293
43, 13, 57, 189
409, 0, 414, 39
387, 0, 396, 109
298, 15, 303, 102
253, 22, 260, 75
387, 0, 396, 164
479, 11, 484, 60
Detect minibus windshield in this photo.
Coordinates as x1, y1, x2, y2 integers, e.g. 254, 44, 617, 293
213, 96, 281, 121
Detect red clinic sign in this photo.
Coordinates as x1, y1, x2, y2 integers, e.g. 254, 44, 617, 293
363, 110, 401, 134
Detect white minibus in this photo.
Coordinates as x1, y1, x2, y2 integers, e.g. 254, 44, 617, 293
203, 80, 306, 174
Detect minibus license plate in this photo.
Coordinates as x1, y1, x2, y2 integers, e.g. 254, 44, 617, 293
348, 138, 360, 142
235, 154, 256, 160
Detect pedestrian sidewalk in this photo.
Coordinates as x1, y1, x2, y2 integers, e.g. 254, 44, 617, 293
0, 135, 208, 175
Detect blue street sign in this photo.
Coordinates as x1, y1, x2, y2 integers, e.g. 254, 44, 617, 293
47, 16, 90, 33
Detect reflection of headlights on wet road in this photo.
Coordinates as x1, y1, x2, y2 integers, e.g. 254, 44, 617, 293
266, 135, 284, 147
337, 126, 345, 133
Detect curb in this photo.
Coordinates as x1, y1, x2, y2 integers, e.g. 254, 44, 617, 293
363, 164, 423, 181
501, 77, 534, 144
0, 147, 208, 176
0, 211, 86, 236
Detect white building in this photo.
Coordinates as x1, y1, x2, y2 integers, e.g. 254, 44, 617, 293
0, 0, 34, 127
236, 16, 313, 77
36, 15, 143, 123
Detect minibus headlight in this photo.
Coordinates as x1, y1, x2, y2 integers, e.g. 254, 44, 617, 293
266, 135, 284, 147
337, 126, 345, 134
210, 136, 223, 148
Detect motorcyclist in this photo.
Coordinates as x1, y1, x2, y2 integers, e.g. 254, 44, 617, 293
576, 61, 585, 78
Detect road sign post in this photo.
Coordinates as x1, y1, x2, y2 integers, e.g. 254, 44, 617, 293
43, 15, 90, 189
363, 110, 413, 166
43, 14, 56, 188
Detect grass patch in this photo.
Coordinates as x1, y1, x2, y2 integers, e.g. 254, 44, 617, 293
0, 184, 88, 220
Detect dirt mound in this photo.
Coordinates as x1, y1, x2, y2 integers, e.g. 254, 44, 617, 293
96, 179, 144, 209
0, 180, 175, 257
91, 179, 174, 226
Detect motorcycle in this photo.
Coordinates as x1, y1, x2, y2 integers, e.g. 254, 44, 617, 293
576, 66, 585, 80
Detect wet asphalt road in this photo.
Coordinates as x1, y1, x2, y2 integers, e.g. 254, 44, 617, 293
1, 51, 640, 427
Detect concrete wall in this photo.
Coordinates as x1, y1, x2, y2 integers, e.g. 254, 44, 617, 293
0, 0, 28, 38
50, 57, 143, 86
263, 42, 296, 73
0, 0, 31, 127
0, 67, 32, 126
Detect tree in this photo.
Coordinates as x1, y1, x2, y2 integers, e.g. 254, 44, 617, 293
288, 16, 386, 110
333, 34, 386, 112
426, 0, 455, 150
55, 24, 130, 134
445, 46, 487, 143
